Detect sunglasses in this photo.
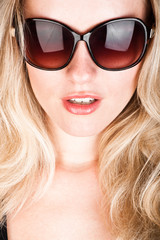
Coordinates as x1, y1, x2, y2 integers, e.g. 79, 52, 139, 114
19, 17, 154, 71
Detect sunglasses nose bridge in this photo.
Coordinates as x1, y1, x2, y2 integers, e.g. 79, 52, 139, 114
73, 32, 90, 46
72, 32, 81, 43
81, 32, 90, 45
68, 32, 95, 68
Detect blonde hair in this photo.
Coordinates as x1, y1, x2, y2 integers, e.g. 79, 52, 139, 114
0, 0, 160, 239
98, 0, 160, 239
0, 0, 55, 223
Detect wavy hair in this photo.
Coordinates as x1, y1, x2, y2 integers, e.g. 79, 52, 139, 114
0, 0, 160, 239
0, 0, 55, 224
98, 0, 160, 239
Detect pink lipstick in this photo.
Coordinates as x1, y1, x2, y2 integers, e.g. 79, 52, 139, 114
62, 95, 101, 115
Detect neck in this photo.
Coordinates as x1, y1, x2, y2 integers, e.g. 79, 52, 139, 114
49, 123, 99, 172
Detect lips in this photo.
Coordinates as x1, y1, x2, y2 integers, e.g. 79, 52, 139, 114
62, 94, 102, 115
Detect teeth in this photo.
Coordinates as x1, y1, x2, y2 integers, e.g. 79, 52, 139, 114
68, 98, 96, 105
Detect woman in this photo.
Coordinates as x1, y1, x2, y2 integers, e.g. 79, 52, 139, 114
0, 0, 160, 239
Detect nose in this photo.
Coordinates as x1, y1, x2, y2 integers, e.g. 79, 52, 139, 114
65, 41, 98, 85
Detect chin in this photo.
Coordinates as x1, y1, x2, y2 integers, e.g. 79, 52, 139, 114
60, 125, 105, 137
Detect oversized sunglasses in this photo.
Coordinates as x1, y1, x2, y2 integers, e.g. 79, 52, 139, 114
16, 17, 154, 71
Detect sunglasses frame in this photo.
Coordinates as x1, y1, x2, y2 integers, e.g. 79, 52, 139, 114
23, 17, 153, 71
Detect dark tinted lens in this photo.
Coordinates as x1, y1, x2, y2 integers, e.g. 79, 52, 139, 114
89, 20, 146, 70
24, 20, 74, 69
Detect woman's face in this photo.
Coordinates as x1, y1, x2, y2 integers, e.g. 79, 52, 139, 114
24, 0, 148, 137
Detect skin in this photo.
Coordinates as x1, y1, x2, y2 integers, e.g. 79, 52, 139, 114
24, 0, 148, 137
7, 0, 148, 239
22, 0, 148, 169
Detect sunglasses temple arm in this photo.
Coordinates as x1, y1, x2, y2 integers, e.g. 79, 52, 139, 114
149, 27, 155, 39
10, 27, 16, 37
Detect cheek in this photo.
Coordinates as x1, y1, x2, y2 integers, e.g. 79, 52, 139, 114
105, 65, 139, 100
112, 74, 137, 102
102, 66, 139, 119
26, 65, 59, 107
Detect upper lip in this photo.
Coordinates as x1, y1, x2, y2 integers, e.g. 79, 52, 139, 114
62, 92, 102, 101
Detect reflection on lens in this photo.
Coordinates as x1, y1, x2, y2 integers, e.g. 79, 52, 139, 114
24, 20, 74, 69
89, 20, 145, 69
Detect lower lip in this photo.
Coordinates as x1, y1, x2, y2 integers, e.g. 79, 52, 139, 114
62, 100, 101, 115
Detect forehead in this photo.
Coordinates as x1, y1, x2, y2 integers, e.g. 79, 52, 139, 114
24, 0, 148, 33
